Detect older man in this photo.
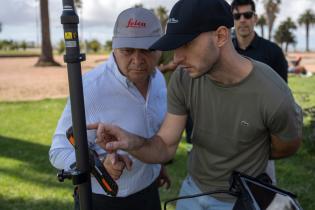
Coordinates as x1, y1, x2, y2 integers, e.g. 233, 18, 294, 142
49, 7, 169, 210
90, 0, 302, 210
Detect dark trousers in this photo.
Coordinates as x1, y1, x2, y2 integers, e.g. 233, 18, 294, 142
74, 181, 161, 210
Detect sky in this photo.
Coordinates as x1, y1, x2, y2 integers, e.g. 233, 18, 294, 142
0, 0, 314, 51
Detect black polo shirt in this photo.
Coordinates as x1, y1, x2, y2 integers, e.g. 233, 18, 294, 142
233, 34, 288, 83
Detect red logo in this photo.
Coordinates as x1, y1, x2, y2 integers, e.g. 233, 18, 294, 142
126, 18, 146, 28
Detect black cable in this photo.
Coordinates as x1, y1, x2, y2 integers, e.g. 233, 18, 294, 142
163, 190, 238, 210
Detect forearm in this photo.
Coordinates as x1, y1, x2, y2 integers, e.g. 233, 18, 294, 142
49, 134, 76, 170
270, 135, 301, 159
270, 146, 299, 159
49, 147, 76, 170
129, 135, 177, 164
97, 113, 186, 164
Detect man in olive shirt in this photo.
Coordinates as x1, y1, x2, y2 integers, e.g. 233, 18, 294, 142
231, 0, 289, 184
90, 0, 303, 209
231, 0, 288, 83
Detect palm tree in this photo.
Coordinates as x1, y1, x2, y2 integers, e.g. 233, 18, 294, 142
298, 9, 315, 52
263, 0, 281, 40
35, 0, 59, 66
134, 4, 144, 8
274, 17, 297, 53
154, 6, 168, 32
74, 0, 82, 8
256, 15, 267, 38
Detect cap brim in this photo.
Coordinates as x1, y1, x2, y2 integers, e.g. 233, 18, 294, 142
149, 33, 199, 51
112, 36, 161, 50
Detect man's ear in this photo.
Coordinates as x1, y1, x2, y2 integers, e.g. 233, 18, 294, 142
215, 26, 229, 48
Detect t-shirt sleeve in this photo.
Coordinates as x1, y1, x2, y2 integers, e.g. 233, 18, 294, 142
167, 69, 188, 115
268, 92, 303, 141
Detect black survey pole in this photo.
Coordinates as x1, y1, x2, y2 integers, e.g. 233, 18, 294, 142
60, 1, 93, 210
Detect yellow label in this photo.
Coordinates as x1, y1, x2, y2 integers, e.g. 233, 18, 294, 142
64, 32, 73, 40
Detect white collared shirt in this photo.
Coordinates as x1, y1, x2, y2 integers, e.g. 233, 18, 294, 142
49, 53, 167, 197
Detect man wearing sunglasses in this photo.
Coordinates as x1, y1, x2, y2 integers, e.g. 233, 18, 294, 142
231, 0, 288, 83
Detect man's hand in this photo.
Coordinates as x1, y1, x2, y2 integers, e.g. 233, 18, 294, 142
159, 60, 178, 73
87, 123, 144, 153
87, 113, 186, 164
103, 153, 133, 180
157, 165, 171, 189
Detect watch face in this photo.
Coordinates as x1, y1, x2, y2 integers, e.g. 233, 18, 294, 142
241, 177, 302, 210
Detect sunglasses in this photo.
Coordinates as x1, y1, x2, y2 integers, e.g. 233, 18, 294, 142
233, 11, 255, 20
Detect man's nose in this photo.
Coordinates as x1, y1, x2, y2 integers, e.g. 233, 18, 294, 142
239, 14, 247, 22
131, 50, 144, 65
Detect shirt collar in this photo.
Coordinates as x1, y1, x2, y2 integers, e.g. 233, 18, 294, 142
250, 33, 260, 48
234, 32, 260, 50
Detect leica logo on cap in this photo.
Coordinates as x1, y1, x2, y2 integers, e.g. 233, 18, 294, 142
126, 18, 146, 28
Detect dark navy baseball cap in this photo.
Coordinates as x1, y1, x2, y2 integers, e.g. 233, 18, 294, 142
150, 0, 234, 51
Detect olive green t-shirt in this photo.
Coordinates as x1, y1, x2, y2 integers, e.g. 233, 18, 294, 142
168, 59, 303, 201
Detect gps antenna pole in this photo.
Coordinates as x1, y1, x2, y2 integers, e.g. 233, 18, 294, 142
60, 1, 93, 210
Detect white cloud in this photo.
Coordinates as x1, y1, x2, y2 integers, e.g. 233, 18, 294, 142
0, 0, 38, 26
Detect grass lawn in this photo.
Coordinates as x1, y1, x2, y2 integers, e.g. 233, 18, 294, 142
0, 75, 315, 210
0, 49, 40, 56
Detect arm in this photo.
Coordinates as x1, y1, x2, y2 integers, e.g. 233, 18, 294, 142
159, 60, 178, 73
49, 99, 76, 170
157, 165, 171, 189
267, 90, 303, 159
270, 134, 301, 159
49, 137, 76, 170
91, 113, 187, 164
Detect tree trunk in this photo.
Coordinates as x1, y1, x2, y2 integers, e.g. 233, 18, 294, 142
35, 0, 60, 66
285, 42, 289, 53
306, 24, 310, 52
268, 21, 274, 40
260, 26, 265, 38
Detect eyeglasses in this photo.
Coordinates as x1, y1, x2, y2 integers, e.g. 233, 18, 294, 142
233, 11, 255, 20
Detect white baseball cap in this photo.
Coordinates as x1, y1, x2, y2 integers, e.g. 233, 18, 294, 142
112, 7, 163, 50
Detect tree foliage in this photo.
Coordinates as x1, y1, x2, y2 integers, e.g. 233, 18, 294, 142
104, 40, 112, 52
298, 9, 315, 52
74, 0, 82, 9
134, 3, 143, 8
274, 17, 297, 52
87, 39, 101, 53
57, 40, 65, 55
263, 0, 281, 40
257, 15, 267, 38
154, 6, 168, 32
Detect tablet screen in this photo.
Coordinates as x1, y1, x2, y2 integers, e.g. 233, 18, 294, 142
242, 178, 301, 210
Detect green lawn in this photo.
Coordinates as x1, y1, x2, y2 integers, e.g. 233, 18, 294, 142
0, 75, 314, 210
0, 49, 40, 56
